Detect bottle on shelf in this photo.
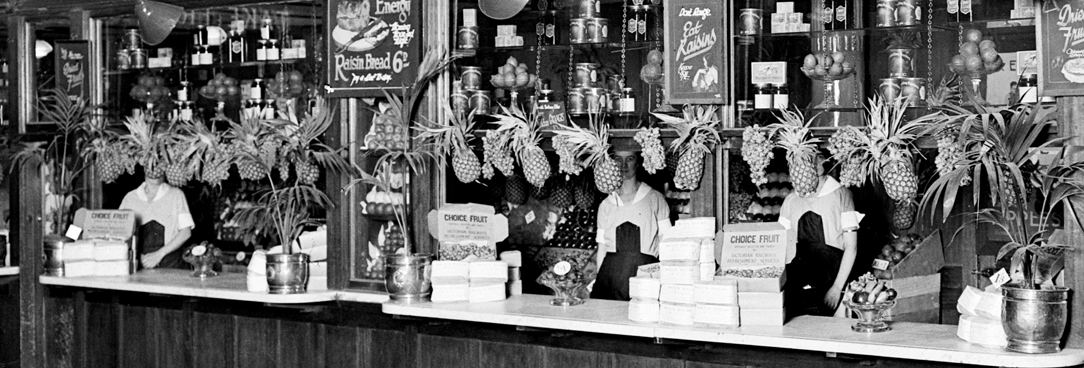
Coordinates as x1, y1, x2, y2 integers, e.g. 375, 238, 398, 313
834, 0, 849, 30
260, 16, 275, 40
753, 83, 772, 109
194, 24, 208, 46
228, 20, 247, 63
267, 39, 281, 61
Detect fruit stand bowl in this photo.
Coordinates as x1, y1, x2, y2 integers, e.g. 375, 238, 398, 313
844, 300, 896, 333
800, 67, 856, 82
538, 278, 589, 306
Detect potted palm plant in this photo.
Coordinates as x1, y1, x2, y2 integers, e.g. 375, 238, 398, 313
234, 96, 349, 294
10, 89, 103, 276
348, 47, 456, 302
921, 102, 1077, 353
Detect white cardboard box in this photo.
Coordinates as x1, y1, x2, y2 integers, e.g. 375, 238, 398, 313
694, 279, 738, 305
660, 284, 695, 305
738, 291, 785, 309
660, 261, 698, 285
629, 276, 661, 300
694, 303, 740, 325
659, 238, 700, 261
432, 260, 470, 279
740, 308, 786, 326
628, 299, 660, 322
659, 302, 695, 326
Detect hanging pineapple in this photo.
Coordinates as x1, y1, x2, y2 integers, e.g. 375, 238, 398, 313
574, 175, 597, 210
633, 127, 666, 174
506, 173, 528, 205
653, 105, 722, 191
553, 112, 621, 194
227, 115, 278, 181
864, 95, 939, 203
826, 125, 869, 187
551, 179, 574, 209
418, 106, 481, 183
768, 109, 822, 197
494, 106, 550, 188
926, 74, 962, 108
741, 124, 774, 186
118, 111, 167, 179
892, 200, 917, 230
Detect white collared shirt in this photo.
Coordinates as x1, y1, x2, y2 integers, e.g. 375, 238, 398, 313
777, 177, 864, 263
119, 182, 195, 250
596, 183, 670, 257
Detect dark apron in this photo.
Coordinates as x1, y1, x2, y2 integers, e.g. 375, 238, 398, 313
591, 222, 659, 301
785, 212, 843, 317
138, 220, 184, 269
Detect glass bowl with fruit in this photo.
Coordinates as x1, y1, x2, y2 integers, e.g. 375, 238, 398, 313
537, 260, 595, 307
182, 242, 222, 278
842, 273, 898, 333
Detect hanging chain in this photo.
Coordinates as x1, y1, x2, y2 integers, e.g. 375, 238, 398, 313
536, 13, 543, 85
851, 34, 858, 109
927, 0, 934, 88
621, 3, 628, 77
568, 45, 575, 91
653, 4, 662, 110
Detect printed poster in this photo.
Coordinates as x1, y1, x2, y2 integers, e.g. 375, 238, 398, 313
327, 0, 420, 97
663, 0, 727, 104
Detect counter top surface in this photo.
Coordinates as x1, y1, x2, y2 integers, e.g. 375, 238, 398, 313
40, 269, 388, 304
383, 294, 1084, 368
0, 266, 18, 276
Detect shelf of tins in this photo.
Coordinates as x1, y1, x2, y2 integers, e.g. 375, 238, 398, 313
727, 0, 1038, 130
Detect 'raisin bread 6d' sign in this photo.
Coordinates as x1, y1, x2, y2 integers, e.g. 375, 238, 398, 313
327, 0, 420, 97
663, 0, 727, 104
1038, 0, 1084, 96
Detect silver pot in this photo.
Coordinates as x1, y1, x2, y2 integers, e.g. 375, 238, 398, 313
43, 234, 74, 276
266, 253, 310, 294
384, 253, 432, 303
1002, 286, 1069, 353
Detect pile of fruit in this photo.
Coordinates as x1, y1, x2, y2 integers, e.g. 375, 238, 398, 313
364, 113, 409, 150
640, 49, 664, 84
801, 52, 855, 79
845, 273, 898, 305
361, 187, 406, 216
745, 171, 790, 221
266, 70, 308, 99
721, 266, 784, 278
537, 259, 594, 291
490, 57, 537, 90
872, 233, 922, 280
129, 75, 172, 105
198, 73, 241, 101
950, 29, 1004, 76
544, 207, 598, 249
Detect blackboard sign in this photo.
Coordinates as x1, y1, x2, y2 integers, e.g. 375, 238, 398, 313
1038, 0, 1084, 96
662, 0, 727, 104
54, 40, 89, 102
535, 101, 567, 128
326, 0, 421, 97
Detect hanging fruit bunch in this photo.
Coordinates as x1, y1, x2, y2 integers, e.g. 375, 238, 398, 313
741, 124, 774, 186
266, 70, 309, 99
634, 127, 666, 174
493, 106, 551, 188
274, 96, 351, 185
129, 75, 172, 106
117, 111, 168, 179
653, 105, 721, 191
417, 105, 481, 183
767, 109, 822, 197
90, 126, 134, 184
553, 134, 585, 177
949, 29, 1004, 76
933, 124, 970, 187
481, 129, 515, 180
227, 114, 281, 181
490, 57, 537, 90
199, 73, 241, 101
161, 122, 203, 187
826, 125, 869, 188
640, 49, 664, 84
554, 108, 621, 194
193, 120, 232, 187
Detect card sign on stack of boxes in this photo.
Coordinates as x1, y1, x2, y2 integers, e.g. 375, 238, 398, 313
627, 218, 720, 325
60, 209, 138, 277
770, 2, 810, 34
716, 223, 788, 326
427, 204, 514, 303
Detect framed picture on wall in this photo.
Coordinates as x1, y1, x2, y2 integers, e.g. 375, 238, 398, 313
662, 0, 727, 104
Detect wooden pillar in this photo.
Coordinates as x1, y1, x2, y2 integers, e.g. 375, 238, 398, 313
15, 157, 45, 368
1058, 96, 1084, 349
414, 0, 451, 256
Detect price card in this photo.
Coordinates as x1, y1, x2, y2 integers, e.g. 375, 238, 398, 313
525, 211, 536, 224
990, 268, 1011, 288
961, 0, 972, 14
948, 0, 959, 14
553, 261, 571, 276
872, 258, 890, 271
65, 225, 83, 240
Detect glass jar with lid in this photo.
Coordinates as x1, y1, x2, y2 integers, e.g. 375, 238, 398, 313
753, 83, 773, 109
772, 83, 789, 109
614, 87, 635, 113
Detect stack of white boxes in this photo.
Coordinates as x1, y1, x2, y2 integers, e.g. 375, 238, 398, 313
735, 276, 787, 326
495, 25, 524, 47
61, 239, 133, 277
628, 274, 660, 322
469, 260, 508, 302
694, 278, 739, 326
430, 259, 511, 303
770, 2, 810, 34
655, 236, 716, 326
500, 251, 523, 296
956, 286, 1008, 348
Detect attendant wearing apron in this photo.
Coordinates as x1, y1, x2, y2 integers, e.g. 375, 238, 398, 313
119, 173, 195, 269
591, 151, 670, 301
778, 153, 862, 317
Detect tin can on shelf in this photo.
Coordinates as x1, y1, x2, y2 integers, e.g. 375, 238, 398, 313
879, 78, 902, 101
876, 0, 897, 27
584, 87, 607, 113
739, 8, 763, 35
613, 87, 636, 113
887, 48, 914, 78
574, 0, 600, 18
451, 83, 470, 116
567, 88, 586, 114
896, 0, 921, 25
125, 29, 142, 49
570, 18, 588, 44
116, 49, 131, 70
574, 63, 600, 87
129, 48, 148, 69
461, 66, 482, 91
586, 18, 609, 43
900, 77, 926, 103
457, 26, 479, 50
469, 90, 491, 115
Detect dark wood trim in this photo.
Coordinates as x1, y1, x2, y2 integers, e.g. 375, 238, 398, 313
15, 155, 44, 368
1059, 97, 1084, 349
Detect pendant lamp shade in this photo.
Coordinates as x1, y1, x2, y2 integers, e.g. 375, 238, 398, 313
134, 0, 184, 46
478, 0, 528, 20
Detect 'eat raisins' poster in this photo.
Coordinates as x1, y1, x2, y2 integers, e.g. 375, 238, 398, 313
663, 0, 727, 104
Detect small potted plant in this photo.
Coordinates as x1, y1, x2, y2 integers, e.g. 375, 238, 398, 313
234, 96, 349, 294
922, 102, 1077, 353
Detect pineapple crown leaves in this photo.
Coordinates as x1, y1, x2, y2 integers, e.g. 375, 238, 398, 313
415, 103, 478, 164
859, 95, 942, 181
920, 102, 1066, 225
266, 96, 352, 177
493, 104, 545, 155
553, 118, 612, 169
767, 108, 822, 161
652, 105, 721, 155
118, 111, 171, 171
234, 183, 332, 253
